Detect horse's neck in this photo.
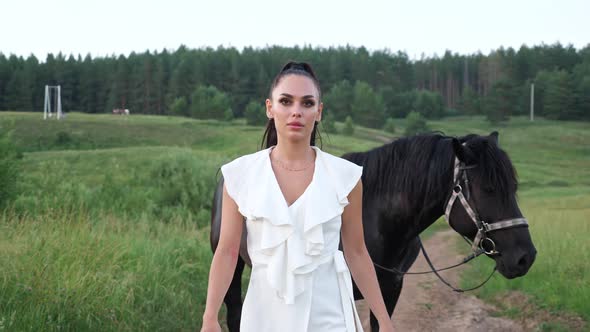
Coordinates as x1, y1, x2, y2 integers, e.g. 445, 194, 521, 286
377, 141, 454, 241
412, 168, 454, 239
414, 205, 447, 237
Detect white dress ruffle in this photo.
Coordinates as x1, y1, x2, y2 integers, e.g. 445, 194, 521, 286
220, 146, 364, 332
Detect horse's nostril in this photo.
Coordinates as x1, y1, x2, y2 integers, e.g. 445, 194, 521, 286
517, 254, 529, 268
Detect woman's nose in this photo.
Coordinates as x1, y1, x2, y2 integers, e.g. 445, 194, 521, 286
291, 106, 303, 116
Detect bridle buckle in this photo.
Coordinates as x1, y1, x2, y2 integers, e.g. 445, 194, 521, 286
479, 237, 499, 256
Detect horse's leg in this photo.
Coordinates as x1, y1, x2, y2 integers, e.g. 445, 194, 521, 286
369, 275, 403, 332
224, 255, 245, 332
370, 237, 421, 331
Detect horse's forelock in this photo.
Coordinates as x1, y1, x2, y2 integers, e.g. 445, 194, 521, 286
467, 137, 518, 200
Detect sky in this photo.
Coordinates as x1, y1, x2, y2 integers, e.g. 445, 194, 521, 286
1, 0, 588, 61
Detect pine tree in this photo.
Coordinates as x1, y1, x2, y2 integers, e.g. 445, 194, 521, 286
79, 55, 97, 113
351, 81, 385, 128
571, 61, 590, 120
457, 87, 481, 115
0, 54, 10, 109
484, 79, 517, 124
543, 70, 575, 120
5, 68, 34, 111
107, 57, 131, 111
58, 55, 79, 112
323, 80, 353, 121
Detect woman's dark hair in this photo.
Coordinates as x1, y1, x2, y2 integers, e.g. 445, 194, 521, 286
261, 61, 323, 149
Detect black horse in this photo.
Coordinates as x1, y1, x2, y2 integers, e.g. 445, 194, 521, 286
210, 131, 537, 331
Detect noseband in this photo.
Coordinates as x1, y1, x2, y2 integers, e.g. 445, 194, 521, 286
444, 154, 529, 256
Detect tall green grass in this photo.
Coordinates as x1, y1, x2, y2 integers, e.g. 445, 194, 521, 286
1, 112, 588, 329
11, 147, 229, 226
0, 210, 212, 331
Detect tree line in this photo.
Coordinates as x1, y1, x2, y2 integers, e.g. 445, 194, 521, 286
0, 43, 588, 127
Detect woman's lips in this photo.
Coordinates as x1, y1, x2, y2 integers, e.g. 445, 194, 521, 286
287, 123, 303, 129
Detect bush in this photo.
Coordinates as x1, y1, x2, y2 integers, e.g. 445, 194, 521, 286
413, 90, 444, 119
383, 118, 395, 134
321, 112, 337, 134
150, 153, 215, 226
170, 97, 189, 117
190, 85, 232, 120
224, 108, 234, 121
244, 100, 267, 126
55, 131, 73, 146
404, 111, 429, 136
343, 116, 354, 136
0, 126, 20, 208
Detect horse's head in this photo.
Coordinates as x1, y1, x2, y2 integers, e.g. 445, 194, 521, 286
447, 131, 536, 279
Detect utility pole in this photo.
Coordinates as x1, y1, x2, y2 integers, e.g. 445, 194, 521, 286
530, 83, 535, 122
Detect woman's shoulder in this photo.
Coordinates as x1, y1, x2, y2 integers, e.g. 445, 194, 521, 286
221, 148, 270, 173
220, 148, 271, 203
315, 146, 363, 202
315, 147, 362, 173
315, 147, 363, 190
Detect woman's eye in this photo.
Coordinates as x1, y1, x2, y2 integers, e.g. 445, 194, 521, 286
303, 100, 315, 107
279, 98, 291, 105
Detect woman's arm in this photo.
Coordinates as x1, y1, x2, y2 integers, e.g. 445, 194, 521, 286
341, 179, 393, 330
201, 184, 244, 328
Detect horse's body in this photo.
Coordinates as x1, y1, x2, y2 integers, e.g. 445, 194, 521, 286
210, 132, 536, 331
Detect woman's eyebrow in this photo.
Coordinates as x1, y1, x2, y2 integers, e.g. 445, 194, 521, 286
279, 93, 315, 99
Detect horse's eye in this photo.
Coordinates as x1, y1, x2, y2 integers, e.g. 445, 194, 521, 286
483, 186, 495, 194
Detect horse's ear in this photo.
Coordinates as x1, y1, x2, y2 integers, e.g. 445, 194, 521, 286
489, 131, 499, 145
452, 138, 467, 162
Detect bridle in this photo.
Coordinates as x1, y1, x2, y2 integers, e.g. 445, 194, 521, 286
373, 146, 529, 292
444, 153, 529, 256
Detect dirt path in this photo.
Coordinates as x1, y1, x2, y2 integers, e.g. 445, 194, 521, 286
356, 230, 525, 332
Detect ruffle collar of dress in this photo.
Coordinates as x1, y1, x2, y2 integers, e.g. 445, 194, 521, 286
241, 146, 354, 304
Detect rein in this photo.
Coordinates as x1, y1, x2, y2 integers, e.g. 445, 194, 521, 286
373, 238, 494, 293
373, 149, 528, 292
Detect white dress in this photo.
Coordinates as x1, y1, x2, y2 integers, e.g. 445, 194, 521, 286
220, 145, 364, 332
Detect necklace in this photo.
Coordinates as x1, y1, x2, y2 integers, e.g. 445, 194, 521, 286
271, 152, 315, 172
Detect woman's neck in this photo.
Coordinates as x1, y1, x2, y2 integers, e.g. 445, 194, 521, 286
271, 141, 315, 163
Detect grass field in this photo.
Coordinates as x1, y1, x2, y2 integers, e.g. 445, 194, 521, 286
0, 111, 588, 330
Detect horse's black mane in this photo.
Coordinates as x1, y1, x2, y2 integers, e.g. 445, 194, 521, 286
344, 133, 453, 205
343, 132, 518, 207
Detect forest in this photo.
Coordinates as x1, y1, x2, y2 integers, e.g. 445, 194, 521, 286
1, 43, 589, 126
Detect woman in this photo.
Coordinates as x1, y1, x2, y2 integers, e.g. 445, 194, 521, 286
201, 62, 394, 332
